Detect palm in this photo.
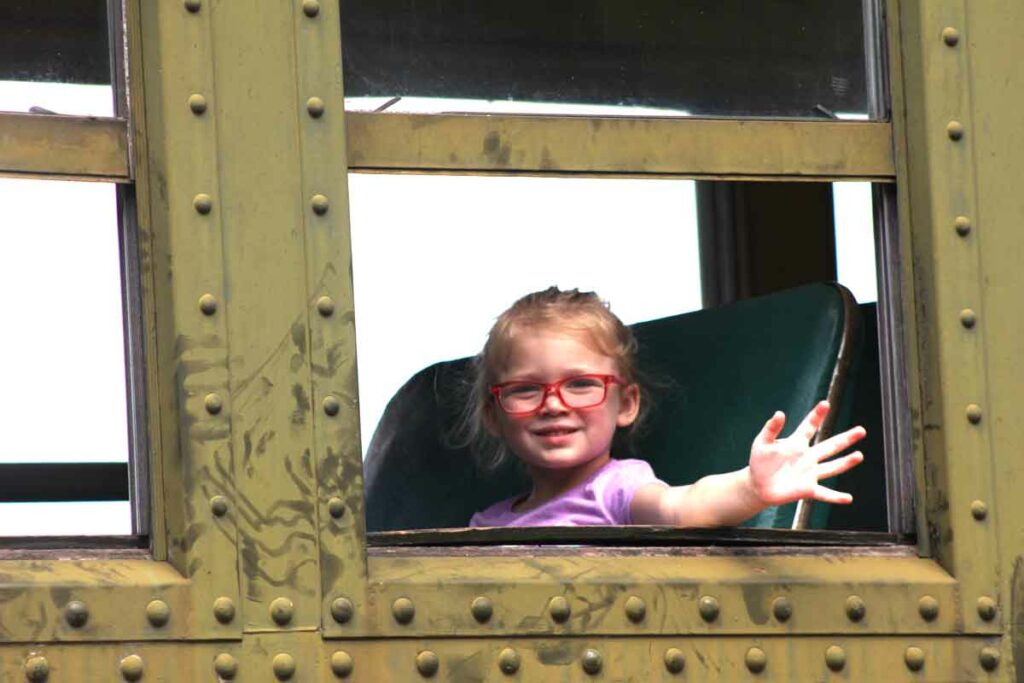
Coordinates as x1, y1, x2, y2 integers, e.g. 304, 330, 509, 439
748, 401, 865, 506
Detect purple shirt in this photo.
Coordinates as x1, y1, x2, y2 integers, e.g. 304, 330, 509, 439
469, 458, 663, 527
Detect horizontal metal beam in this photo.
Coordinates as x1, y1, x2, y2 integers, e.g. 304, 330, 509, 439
0, 113, 130, 182
346, 113, 895, 180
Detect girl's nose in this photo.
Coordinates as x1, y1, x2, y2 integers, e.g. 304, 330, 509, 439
539, 387, 569, 414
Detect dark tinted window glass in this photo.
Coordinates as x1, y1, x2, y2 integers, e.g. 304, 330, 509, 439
341, 0, 878, 118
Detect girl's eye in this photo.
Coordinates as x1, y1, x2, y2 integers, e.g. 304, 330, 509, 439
504, 384, 541, 398
563, 377, 604, 393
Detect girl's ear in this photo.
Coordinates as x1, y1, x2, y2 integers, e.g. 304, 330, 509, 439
616, 383, 641, 427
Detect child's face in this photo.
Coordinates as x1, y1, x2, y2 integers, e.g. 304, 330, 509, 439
489, 328, 640, 473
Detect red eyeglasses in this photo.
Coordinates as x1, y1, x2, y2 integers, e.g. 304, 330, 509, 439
489, 374, 625, 416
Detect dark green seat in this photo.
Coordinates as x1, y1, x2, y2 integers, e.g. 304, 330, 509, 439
364, 283, 861, 532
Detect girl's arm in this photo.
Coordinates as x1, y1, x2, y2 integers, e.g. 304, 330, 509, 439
630, 401, 866, 527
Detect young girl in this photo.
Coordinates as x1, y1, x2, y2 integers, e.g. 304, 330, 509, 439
468, 287, 866, 527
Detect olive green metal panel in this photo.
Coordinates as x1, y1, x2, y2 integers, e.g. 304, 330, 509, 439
0, 633, 1006, 681
295, 0, 371, 639
0, 113, 130, 182
894, 0, 1001, 642
346, 113, 896, 181
205, 0, 322, 632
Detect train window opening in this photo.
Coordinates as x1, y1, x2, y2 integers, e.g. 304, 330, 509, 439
355, 177, 905, 542
0, 178, 139, 537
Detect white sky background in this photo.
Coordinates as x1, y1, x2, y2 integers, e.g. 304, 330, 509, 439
0, 85, 877, 533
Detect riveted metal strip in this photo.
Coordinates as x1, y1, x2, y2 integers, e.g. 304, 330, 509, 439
346, 114, 896, 180
294, 0, 370, 638
134, 0, 241, 639
206, 0, 320, 632
355, 554, 958, 638
0, 632, 1005, 681
894, 0, 999, 634
0, 113, 130, 182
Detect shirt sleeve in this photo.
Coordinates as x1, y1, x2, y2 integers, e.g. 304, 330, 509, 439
600, 459, 663, 525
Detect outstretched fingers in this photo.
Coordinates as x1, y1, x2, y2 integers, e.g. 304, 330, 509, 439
812, 484, 854, 505
795, 401, 831, 441
816, 451, 864, 480
810, 426, 867, 462
754, 411, 787, 447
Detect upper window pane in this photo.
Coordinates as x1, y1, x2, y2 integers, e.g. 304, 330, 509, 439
0, 0, 115, 115
341, 0, 881, 118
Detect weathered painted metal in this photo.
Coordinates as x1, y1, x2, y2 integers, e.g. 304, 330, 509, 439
0, 113, 129, 182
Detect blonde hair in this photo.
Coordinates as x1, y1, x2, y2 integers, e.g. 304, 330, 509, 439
460, 287, 642, 471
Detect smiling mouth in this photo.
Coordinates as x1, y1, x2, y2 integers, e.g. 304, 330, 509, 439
533, 427, 578, 436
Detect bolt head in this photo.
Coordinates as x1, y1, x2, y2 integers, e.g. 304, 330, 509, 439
302, 0, 320, 17
624, 595, 646, 623
547, 595, 570, 623
323, 395, 341, 416
199, 293, 218, 316
120, 654, 144, 682
331, 596, 354, 624
183, 0, 201, 12
272, 653, 296, 680
328, 497, 346, 519
979, 646, 1000, 671
214, 653, 238, 679
824, 645, 846, 672
316, 295, 335, 317
270, 597, 295, 626
845, 595, 866, 622
331, 650, 354, 678
146, 599, 171, 627
971, 499, 988, 521
471, 596, 493, 623
954, 215, 972, 237
904, 646, 925, 672
947, 120, 965, 141
392, 597, 415, 624
663, 648, 685, 674
415, 650, 439, 677
210, 495, 229, 517
188, 93, 207, 114
193, 193, 213, 215
65, 600, 89, 628
581, 649, 603, 675
942, 26, 960, 46
745, 647, 767, 674
213, 596, 236, 624
307, 96, 325, 118
771, 596, 792, 622
967, 404, 983, 424
24, 656, 50, 682
204, 392, 223, 415
977, 596, 997, 621
698, 595, 720, 622
959, 309, 977, 329
497, 647, 520, 674
918, 595, 939, 621
311, 194, 330, 215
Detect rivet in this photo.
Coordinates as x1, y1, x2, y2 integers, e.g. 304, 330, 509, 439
183, 0, 201, 12
497, 647, 520, 675
272, 653, 296, 680
548, 596, 571, 623
745, 647, 767, 674
947, 120, 964, 141
316, 295, 335, 316
415, 650, 439, 677
698, 595, 720, 622
328, 497, 346, 519
331, 596, 354, 624
771, 596, 792, 622
471, 596, 493, 623
188, 93, 207, 115
624, 595, 646, 623
942, 27, 960, 46
311, 194, 330, 215
120, 654, 144, 682
146, 599, 170, 627
979, 646, 1000, 671
214, 653, 238, 679
393, 597, 415, 624
977, 596, 997, 621
193, 193, 213, 215
824, 645, 846, 672
199, 293, 218, 316
664, 648, 685, 674
323, 395, 341, 417
960, 308, 977, 329
845, 595, 866, 622
213, 596, 236, 624
204, 392, 223, 415
210, 495, 229, 517
581, 649, 603, 675
955, 216, 972, 237
971, 500, 988, 521
65, 600, 89, 628
24, 656, 50, 682
967, 404, 983, 424
270, 597, 294, 626
307, 97, 325, 118
302, 0, 320, 17
918, 595, 939, 621
904, 646, 925, 672
330, 650, 354, 678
